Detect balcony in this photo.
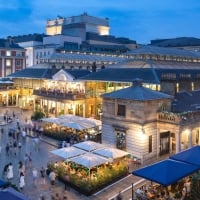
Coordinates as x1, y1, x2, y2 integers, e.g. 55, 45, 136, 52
158, 110, 200, 125
33, 89, 86, 100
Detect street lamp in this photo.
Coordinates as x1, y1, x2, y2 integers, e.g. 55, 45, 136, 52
99, 112, 103, 120
132, 182, 136, 200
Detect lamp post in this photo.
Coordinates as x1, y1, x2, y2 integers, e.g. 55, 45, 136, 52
99, 112, 103, 121
132, 183, 136, 200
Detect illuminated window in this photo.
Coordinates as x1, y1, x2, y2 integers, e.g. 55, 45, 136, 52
6, 51, 11, 56
6, 59, 11, 66
116, 131, 126, 150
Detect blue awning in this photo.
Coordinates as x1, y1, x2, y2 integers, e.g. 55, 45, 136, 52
0, 187, 30, 200
132, 159, 199, 186
0, 179, 9, 188
169, 145, 200, 167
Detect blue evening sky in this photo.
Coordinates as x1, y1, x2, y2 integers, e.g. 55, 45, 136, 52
0, 0, 200, 44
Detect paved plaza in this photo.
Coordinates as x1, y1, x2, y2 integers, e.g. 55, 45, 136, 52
0, 107, 143, 200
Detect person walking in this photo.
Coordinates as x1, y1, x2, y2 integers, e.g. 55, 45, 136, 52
32, 167, 38, 186
5, 143, 9, 156
18, 161, 25, 177
49, 170, 56, 185
7, 163, 14, 182
40, 166, 46, 184
19, 172, 25, 190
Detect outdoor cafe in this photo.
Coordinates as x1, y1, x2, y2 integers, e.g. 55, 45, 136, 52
48, 141, 130, 195
41, 115, 102, 143
132, 145, 200, 200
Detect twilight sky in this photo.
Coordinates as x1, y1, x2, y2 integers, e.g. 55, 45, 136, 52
0, 0, 200, 44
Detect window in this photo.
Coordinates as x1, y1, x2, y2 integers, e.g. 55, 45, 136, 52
6, 51, 11, 56
6, 59, 11, 66
116, 131, 126, 150
6, 68, 11, 76
16, 60, 21, 66
117, 104, 126, 116
149, 135, 152, 153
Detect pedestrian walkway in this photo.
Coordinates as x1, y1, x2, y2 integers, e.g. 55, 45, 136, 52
0, 107, 169, 200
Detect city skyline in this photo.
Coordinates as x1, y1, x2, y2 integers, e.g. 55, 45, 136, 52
0, 0, 200, 44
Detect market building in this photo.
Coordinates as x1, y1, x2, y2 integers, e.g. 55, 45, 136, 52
101, 80, 200, 165
2, 44, 200, 166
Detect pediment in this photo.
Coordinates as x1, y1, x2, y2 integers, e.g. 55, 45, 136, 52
52, 69, 74, 82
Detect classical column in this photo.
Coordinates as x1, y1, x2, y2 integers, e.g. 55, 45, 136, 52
175, 130, 181, 153
189, 129, 193, 147
64, 103, 66, 115
2, 59, 4, 77
6, 94, 9, 106
55, 101, 58, 117
156, 128, 160, 159
12, 58, 16, 73
16, 93, 19, 106
83, 104, 85, 118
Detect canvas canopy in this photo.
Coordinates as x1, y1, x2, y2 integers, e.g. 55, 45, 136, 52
0, 187, 30, 200
69, 152, 108, 169
51, 146, 87, 159
41, 117, 61, 125
93, 147, 129, 159
41, 115, 101, 130
132, 159, 199, 186
73, 141, 104, 152
169, 145, 200, 167
0, 179, 8, 188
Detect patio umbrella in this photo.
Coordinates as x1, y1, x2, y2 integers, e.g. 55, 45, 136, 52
0, 187, 30, 200
132, 159, 199, 186
0, 179, 9, 188
51, 146, 87, 159
69, 153, 108, 168
41, 117, 61, 125
93, 148, 130, 159
60, 121, 87, 130
169, 145, 200, 167
73, 141, 104, 152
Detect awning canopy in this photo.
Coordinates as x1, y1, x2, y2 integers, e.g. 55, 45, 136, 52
169, 145, 200, 167
0, 179, 9, 188
0, 187, 30, 200
132, 159, 199, 186
51, 146, 87, 159
73, 141, 104, 152
69, 153, 109, 169
41, 115, 102, 130
93, 147, 130, 159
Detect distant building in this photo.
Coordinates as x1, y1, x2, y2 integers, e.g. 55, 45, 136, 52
11, 34, 44, 67
10, 13, 136, 68
150, 37, 200, 52
0, 38, 26, 77
46, 12, 110, 37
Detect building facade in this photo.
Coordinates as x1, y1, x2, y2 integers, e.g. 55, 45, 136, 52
101, 82, 200, 165
46, 12, 110, 37
0, 38, 26, 77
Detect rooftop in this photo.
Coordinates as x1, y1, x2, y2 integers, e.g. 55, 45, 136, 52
124, 45, 200, 58
102, 81, 173, 101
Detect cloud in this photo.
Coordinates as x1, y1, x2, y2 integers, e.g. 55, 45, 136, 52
0, 0, 200, 43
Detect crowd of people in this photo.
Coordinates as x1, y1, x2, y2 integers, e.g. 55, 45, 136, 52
0, 109, 69, 200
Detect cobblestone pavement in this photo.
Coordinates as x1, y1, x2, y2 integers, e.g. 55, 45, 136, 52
0, 107, 144, 200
